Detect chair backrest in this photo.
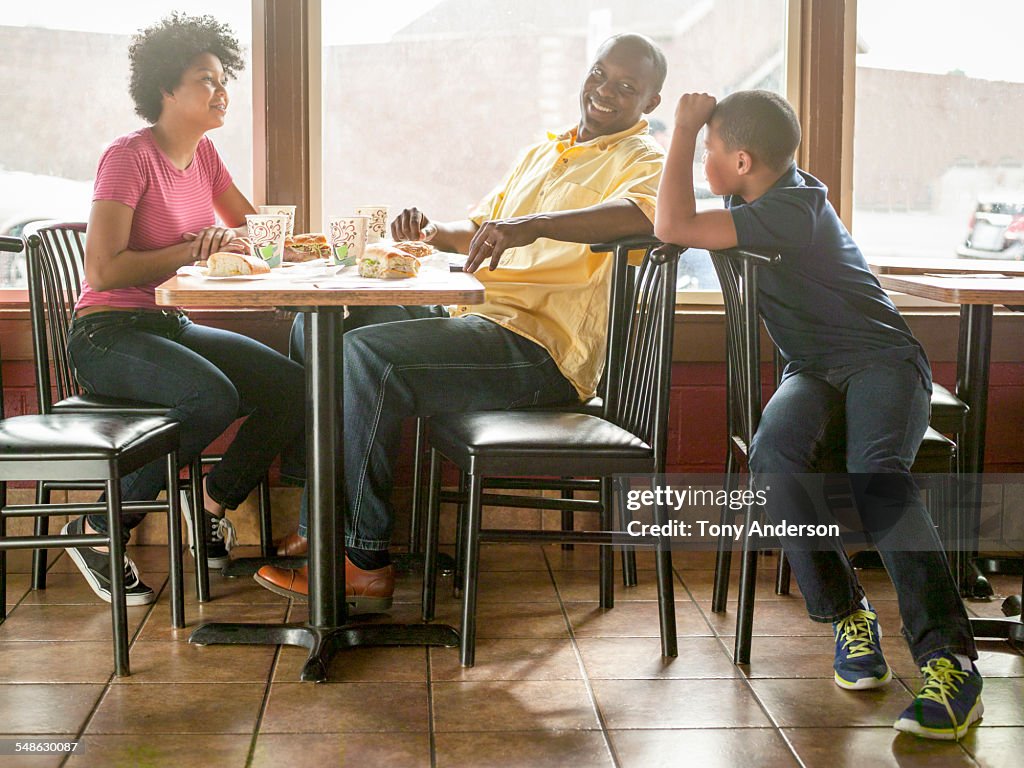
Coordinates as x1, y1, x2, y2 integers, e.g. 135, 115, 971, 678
24, 222, 88, 414
600, 240, 682, 472
0, 235, 26, 419
708, 248, 781, 455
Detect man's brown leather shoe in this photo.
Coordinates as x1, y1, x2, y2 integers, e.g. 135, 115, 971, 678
253, 559, 394, 613
274, 531, 308, 557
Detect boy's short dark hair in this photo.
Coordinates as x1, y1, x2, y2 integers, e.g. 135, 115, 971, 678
712, 90, 801, 172
129, 13, 245, 123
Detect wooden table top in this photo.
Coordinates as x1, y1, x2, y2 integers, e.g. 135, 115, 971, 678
156, 263, 485, 308
867, 255, 1024, 276
877, 273, 1024, 305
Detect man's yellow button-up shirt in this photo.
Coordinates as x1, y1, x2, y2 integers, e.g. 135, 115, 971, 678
451, 120, 664, 399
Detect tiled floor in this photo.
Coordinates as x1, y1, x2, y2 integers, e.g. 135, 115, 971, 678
1, 544, 1022, 767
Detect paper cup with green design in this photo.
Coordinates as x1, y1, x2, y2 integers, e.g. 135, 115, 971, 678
328, 215, 369, 266
245, 214, 288, 268
257, 205, 296, 238
354, 205, 389, 244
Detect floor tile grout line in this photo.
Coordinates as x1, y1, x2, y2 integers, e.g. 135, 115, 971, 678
244, 615, 286, 768
543, 544, 622, 768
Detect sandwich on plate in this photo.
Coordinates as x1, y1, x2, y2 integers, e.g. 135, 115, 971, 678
285, 232, 331, 262
358, 242, 421, 279
207, 251, 271, 276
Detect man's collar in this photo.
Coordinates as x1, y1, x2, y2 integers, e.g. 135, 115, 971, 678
547, 119, 650, 151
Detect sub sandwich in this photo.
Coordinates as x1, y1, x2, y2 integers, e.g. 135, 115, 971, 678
285, 232, 331, 262
207, 251, 271, 276
358, 242, 421, 279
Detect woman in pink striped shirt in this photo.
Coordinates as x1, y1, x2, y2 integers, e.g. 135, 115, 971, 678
63, 13, 305, 605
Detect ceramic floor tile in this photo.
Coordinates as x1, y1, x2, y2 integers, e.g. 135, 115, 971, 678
431, 570, 559, 604
0, 685, 104, 734
429, 638, 582, 681
65, 734, 252, 767
0, 735, 65, 768
251, 733, 430, 768
109, 642, 277, 684
136, 602, 289, 643
701, 600, 831, 637
432, 680, 599, 732
0, 641, 115, 683
261, 682, 429, 733
747, 678, 914, 728
970, 677, 1024, 726
0, 604, 150, 643
564, 601, 713, 638
554, 570, 667, 602
578, 637, 739, 679
157, 572, 291, 606
467, 544, 551, 571
680, 566, 804, 602
4, 574, 30, 606
20, 571, 168, 607
429, 602, 570, 639
610, 728, 798, 768
782, 727, 976, 767
435, 730, 614, 768
592, 679, 773, 729
85, 682, 266, 734
273, 645, 427, 683
959, 726, 1024, 767
542, 544, 666, 572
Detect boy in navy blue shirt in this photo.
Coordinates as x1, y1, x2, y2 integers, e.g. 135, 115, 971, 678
655, 90, 982, 741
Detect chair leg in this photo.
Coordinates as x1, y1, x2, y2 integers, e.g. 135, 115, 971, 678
599, 478, 614, 610
421, 449, 443, 622
31, 482, 49, 590
190, 458, 210, 602
257, 473, 273, 558
409, 418, 428, 555
560, 480, 574, 552
459, 473, 484, 667
712, 452, 738, 612
165, 453, 185, 630
733, 499, 759, 665
0, 480, 7, 622
650, 491, 678, 657
617, 478, 637, 587
105, 474, 130, 677
453, 471, 468, 599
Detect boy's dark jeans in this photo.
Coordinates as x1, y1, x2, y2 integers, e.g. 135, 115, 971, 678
67, 310, 306, 543
748, 359, 976, 665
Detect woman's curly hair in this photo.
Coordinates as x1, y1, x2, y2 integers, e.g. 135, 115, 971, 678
129, 12, 245, 123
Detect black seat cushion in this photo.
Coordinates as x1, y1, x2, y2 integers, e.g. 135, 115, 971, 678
52, 394, 168, 416
0, 414, 178, 459
525, 395, 603, 416
429, 411, 652, 476
914, 426, 956, 469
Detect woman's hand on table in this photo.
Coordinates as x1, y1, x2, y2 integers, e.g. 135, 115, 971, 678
183, 226, 247, 261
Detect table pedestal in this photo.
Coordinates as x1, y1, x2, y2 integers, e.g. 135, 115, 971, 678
189, 308, 458, 679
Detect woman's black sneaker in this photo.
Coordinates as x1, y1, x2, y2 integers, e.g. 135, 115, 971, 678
62, 517, 156, 606
183, 506, 236, 570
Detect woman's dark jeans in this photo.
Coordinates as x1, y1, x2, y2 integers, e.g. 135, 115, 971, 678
67, 310, 306, 542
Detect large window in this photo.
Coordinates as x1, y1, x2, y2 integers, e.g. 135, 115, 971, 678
0, 1, 254, 289
320, 0, 789, 291
853, 0, 1024, 263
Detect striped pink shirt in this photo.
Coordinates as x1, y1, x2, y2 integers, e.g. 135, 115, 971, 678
76, 128, 233, 311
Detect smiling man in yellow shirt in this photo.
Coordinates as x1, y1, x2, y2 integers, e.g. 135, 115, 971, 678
257, 33, 667, 603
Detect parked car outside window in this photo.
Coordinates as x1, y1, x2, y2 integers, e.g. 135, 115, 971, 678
956, 192, 1024, 260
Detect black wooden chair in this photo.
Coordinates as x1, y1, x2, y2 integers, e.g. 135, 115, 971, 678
421, 240, 682, 666
0, 234, 184, 676
707, 247, 958, 664
24, 223, 274, 601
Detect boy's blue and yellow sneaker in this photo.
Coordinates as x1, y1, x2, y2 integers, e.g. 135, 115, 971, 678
894, 654, 984, 740
833, 603, 892, 690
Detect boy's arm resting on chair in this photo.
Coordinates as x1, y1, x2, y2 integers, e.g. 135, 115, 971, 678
654, 92, 739, 251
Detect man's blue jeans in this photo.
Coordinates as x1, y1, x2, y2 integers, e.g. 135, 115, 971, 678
68, 310, 306, 541
290, 307, 577, 547
747, 359, 976, 664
